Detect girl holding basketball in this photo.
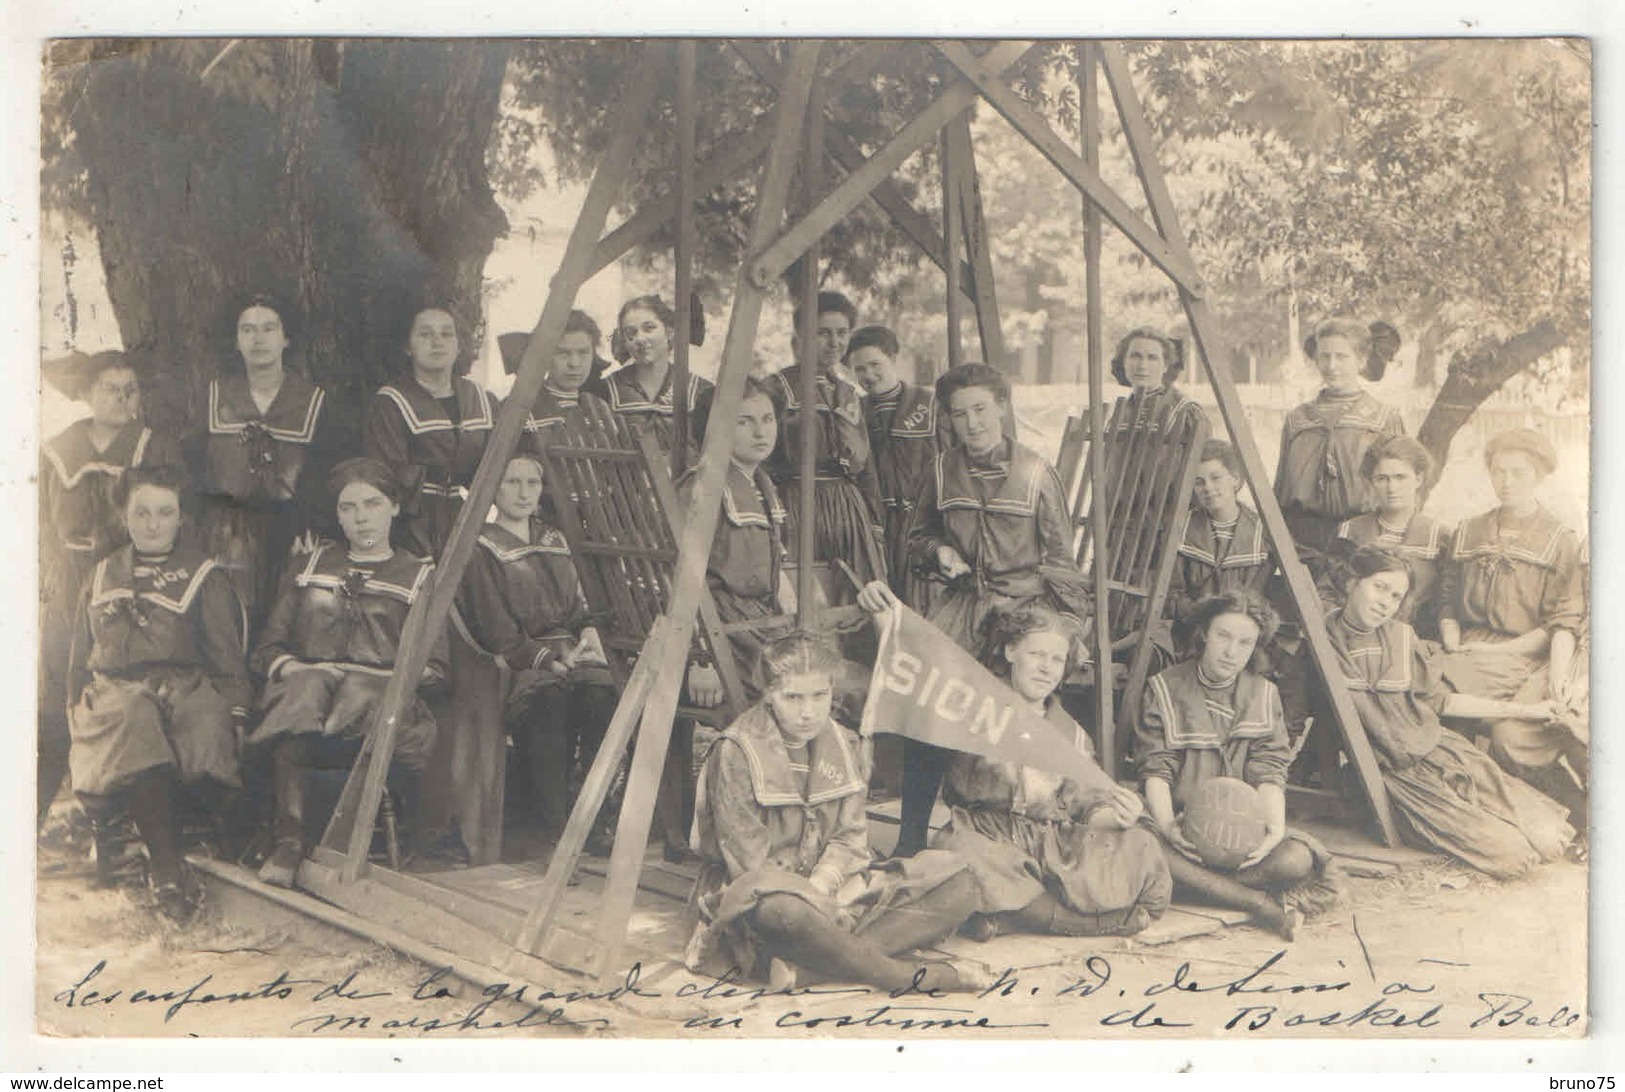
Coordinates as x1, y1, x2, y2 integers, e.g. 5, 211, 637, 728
1135, 591, 1340, 939
932, 603, 1172, 940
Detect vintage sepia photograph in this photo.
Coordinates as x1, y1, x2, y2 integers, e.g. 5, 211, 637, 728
26, 33, 1592, 1045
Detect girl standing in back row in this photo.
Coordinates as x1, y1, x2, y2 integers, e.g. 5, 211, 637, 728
889, 362, 1088, 858
192, 293, 337, 636
1275, 318, 1405, 576
365, 300, 499, 559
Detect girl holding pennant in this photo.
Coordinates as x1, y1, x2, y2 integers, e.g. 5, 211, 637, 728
858, 597, 1173, 941
894, 362, 1088, 858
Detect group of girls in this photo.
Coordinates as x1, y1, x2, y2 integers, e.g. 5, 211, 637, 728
39, 291, 681, 917
1166, 319, 1586, 872
689, 311, 1585, 992
40, 289, 1587, 995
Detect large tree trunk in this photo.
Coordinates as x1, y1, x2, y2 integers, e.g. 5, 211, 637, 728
56, 39, 511, 440
1415, 319, 1566, 470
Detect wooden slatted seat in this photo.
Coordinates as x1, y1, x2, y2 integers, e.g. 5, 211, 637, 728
530, 397, 757, 723
1056, 388, 1210, 772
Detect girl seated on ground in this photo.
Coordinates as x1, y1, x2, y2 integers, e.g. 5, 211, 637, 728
67, 465, 249, 922
1136, 591, 1341, 940
687, 631, 988, 993
1326, 546, 1572, 876
1438, 428, 1587, 830
931, 603, 1172, 940
248, 458, 448, 888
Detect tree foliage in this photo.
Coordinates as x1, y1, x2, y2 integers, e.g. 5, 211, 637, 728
43, 38, 510, 435
44, 37, 1588, 466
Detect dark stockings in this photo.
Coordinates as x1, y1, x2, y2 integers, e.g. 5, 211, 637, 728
1495, 745, 1589, 833
654, 717, 696, 853
896, 738, 951, 858
38, 710, 71, 829
124, 767, 184, 889
1004, 890, 1150, 938
852, 871, 982, 955
1160, 845, 1291, 935
751, 892, 965, 994
271, 734, 419, 860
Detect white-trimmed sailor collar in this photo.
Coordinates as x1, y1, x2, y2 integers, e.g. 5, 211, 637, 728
208, 376, 325, 442
44, 422, 153, 490
292, 542, 432, 604
374, 375, 495, 435
1451, 506, 1570, 569
475, 521, 572, 563
89, 549, 219, 616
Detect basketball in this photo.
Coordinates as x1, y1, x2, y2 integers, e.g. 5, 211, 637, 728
1181, 777, 1270, 869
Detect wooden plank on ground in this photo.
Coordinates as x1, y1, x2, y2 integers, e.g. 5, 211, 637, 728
1133, 905, 1253, 946
577, 856, 697, 904
298, 853, 533, 971
1295, 817, 1443, 869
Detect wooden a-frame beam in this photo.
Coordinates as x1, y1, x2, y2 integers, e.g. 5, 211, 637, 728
795, 65, 826, 624
671, 40, 698, 477
587, 43, 893, 278
1095, 41, 1399, 845
1078, 40, 1115, 764
580, 42, 826, 984
945, 111, 1007, 367
942, 117, 966, 368
932, 40, 1204, 296
749, 40, 1035, 289
730, 39, 980, 297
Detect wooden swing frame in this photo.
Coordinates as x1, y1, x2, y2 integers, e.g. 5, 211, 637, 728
302, 38, 1400, 987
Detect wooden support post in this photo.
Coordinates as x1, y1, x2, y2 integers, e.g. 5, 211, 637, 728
730, 39, 980, 304
1078, 41, 1115, 767
319, 47, 665, 882
796, 67, 825, 625
946, 113, 1007, 381
1096, 42, 1399, 845
672, 40, 698, 479
933, 40, 1203, 295
589, 42, 825, 985
748, 40, 1035, 289
589, 44, 895, 279
941, 122, 965, 369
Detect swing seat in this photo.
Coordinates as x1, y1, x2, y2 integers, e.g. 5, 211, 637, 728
1055, 388, 1210, 773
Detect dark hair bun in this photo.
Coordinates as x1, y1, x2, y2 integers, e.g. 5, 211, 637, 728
1364, 321, 1401, 381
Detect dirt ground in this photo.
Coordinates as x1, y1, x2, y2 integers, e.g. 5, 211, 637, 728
32, 823, 1588, 1043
